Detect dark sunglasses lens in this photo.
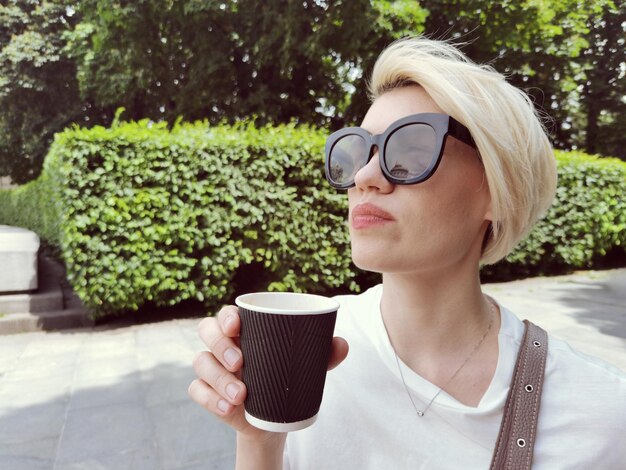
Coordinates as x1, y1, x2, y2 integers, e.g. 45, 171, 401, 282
384, 124, 437, 181
329, 134, 367, 186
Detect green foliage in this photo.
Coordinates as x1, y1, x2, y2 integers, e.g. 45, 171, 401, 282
0, 120, 354, 317
0, 170, 61, 245
483, 150, 626, 279
0, 0, 110, 183
576, 1, 626, 157
3, 0, 625, 183
66, 0, 402, 127
371, 0, 429, 38
1, 122, 624, 317
421, 0, 625, 158
0, 0, 92, 183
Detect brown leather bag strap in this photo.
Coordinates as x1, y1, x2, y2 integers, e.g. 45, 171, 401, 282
490, 320, 548, 470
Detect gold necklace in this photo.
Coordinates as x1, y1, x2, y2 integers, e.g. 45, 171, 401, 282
390, 301, 496, 417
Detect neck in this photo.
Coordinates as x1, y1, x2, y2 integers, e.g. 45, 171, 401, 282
380, 262, 497, 372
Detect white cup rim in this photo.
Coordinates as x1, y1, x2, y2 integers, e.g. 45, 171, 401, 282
235, 292, 339, 315
244, 411, 317, 432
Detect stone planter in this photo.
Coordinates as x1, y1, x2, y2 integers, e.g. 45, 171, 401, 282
0, 225, 40, 293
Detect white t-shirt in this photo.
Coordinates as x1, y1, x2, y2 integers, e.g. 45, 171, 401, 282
284, 284, 626, 469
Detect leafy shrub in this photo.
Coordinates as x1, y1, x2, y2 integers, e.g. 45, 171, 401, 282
38, 119, 357, 317
0, 170, 61, 245
1, 120, 624, 317
483, 150, 626, 279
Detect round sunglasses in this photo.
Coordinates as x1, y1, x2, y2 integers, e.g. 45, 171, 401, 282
324, 113, 477, 189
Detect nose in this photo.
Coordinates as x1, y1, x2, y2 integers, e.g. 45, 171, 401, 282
353, 148, 394, 193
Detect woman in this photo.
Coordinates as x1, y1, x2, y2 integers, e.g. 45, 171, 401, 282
188, 37, 626, 469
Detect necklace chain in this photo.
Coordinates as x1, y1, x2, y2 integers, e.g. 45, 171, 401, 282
391, 300, 496, 418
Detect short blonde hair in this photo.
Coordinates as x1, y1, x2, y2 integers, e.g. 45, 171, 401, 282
369, 37, 557, 265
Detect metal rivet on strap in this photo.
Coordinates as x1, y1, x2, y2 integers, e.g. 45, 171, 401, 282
517, 438, 526, 448
533, 341, 541, 347
525, 384, 534, 392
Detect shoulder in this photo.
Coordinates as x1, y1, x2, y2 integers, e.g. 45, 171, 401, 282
548, 334, 626, 378
333, 283, 382, 311
539, 336, 626, 462
332, 284, 383, 336
536, 326, 626, 445
501, 308, 626, 422
326, 284, 386, 349
502, 310, 626, 461
545, 334, 626, 401
501, 308, 626, 393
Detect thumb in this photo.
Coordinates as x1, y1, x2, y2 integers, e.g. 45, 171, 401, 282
327, 337, 349, 371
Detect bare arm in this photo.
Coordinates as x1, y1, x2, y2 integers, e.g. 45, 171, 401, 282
236, 432, 286, 470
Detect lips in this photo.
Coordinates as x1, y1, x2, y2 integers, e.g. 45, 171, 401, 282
351, 203, 395, 229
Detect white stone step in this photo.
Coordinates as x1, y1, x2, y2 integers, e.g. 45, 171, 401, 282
0, 308, 93, 335
0, 225, 40, 293
0, 289, 63, 314
0, 252, 92, 333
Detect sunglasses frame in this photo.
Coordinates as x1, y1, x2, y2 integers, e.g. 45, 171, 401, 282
324, 113, 476, 189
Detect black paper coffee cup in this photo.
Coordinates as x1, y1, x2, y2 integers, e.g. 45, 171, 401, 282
235, 292, 339, 432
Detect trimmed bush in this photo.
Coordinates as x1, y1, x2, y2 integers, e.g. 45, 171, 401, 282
1, 120, 624, 317
2, 119, 356, 317
0, 170, 61, 246
483, 150, 626, 279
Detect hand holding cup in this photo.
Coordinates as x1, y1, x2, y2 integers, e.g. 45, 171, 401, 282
189, 301, 348, 439
235, 292, 342, 432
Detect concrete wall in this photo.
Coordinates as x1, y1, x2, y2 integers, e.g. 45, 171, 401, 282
0, 225, 40, 292
0, 176, 15, 189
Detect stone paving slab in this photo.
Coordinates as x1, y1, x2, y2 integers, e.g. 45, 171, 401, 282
0, 269, 624, 469
483, 268, 626, 371
0, 319, 234, 470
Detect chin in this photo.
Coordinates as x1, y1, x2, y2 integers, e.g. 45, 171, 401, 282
351, 239, 454, 275
350, 226, 404, 263
350, 245, 393, 274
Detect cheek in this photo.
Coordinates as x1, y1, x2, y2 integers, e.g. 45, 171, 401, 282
426, 151, 490, 222
397, 172, 490, 254
419, 176, 489, 232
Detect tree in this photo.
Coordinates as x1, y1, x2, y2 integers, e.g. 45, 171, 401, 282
578, 1, 626, 158
418, 0, 619, 153
68, 1, 382, 125
0, 0, 109, 183
3, 0, 422, 181
2, 0, 624, 183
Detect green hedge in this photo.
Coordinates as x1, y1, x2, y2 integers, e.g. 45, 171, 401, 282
1, 121, 624, 317
482, 150, 626, 279
1, 119, 355, 317
0, 170, 61, 246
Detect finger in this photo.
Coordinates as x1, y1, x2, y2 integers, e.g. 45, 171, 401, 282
198, 316, 243, 372
328, 337, 349, 371
189, 378, 261, 435
192, 351, 246, 405
188, 378, 236, 417
218, 305, 241, 337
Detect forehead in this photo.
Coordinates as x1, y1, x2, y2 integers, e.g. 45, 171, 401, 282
361, 85, 445, 135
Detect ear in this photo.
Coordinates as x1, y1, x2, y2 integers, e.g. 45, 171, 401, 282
484, 199, 493, 222
482, 178, 493, 222
478, 166, 493, 223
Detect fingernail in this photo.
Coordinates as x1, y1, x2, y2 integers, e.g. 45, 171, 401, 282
224, 314, 235, 330
226, 383, 240, 400
217, 399, 230, 414
224, 348, 240, 368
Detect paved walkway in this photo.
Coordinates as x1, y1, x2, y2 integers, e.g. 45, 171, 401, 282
1, 269, 625, 469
